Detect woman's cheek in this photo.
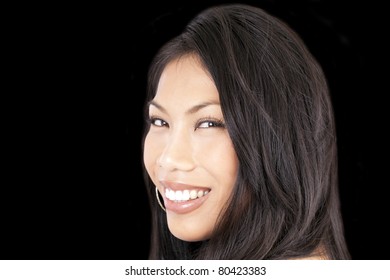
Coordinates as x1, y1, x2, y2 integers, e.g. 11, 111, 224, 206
143, 132, 158, 178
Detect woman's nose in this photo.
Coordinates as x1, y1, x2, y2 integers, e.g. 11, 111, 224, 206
157, 129, 196, 172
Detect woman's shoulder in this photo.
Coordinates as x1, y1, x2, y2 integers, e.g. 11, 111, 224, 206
289, 246, 329, 260
290, 255, 328, 260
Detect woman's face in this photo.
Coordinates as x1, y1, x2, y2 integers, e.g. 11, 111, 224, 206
143, 55, 239, 241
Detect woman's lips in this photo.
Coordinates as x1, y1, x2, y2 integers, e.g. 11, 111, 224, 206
163, 192, 210, 214
159, 181, 211, 214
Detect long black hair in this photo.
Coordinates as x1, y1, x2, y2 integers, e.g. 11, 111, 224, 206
142, 3, 350, 259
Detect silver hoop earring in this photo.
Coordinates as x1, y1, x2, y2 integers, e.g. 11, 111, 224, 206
155, 187, 166, 212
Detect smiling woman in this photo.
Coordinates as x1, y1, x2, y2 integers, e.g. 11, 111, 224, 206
144, 54, 239, 242
141, 3, 351, 260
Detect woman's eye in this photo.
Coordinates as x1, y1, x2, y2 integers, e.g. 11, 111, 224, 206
150, 118, 168, 127
197, 120, 225, 129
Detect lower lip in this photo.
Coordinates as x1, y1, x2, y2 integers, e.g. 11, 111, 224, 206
163, 192, 210, 214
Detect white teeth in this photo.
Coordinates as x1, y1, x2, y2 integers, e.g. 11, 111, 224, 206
182, 190, 190, 200
169, 189, 175, 200
190, 190, 198, 199
175, 190, 183, 201
165, 188, 210, 202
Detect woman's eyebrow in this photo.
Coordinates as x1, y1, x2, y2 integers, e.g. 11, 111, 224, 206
148, 100, 167, 113
148, 100, 220, 115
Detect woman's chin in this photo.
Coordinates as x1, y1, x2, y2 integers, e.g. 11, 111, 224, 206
168, 223, 212, 242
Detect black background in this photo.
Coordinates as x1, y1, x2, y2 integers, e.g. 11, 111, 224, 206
4, 0, 388, 260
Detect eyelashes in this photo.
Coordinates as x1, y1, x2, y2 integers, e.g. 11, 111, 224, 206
148, 117, 168, 127
196, 117, 225, 129
148, 115, 225, 130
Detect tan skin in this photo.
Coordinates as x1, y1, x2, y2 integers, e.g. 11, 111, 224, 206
144, 54, 239, 242
143, 54, 329, 260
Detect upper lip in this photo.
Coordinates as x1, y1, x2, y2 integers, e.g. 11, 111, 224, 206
159, 180, 211, 191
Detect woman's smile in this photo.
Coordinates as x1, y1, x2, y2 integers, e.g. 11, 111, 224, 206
159, 180, 212, 214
